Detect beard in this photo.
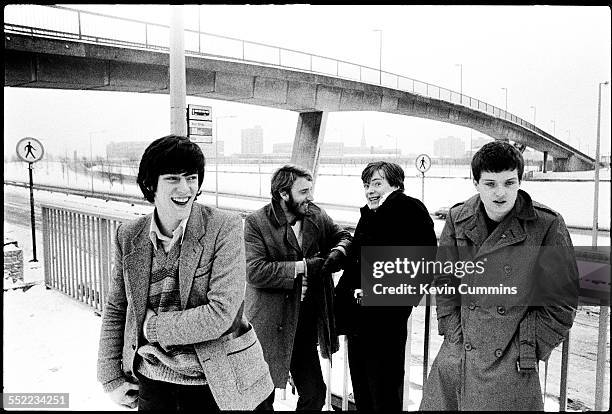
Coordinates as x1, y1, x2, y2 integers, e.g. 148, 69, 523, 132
287, 193, 309, 218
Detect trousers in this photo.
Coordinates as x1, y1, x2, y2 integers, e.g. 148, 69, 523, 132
137, 374, 219, 412
255, 302, 326, 411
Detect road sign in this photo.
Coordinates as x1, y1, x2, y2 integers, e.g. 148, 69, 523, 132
187, 104, 213, 142
415, 154, 431, 173
188, 104, 212, 121
16, 137, 44, 163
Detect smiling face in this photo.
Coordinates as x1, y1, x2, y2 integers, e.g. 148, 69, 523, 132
474, 169, 520, 222
281, 176, 313, 218
154, 172, 200, 235
363, 170, 399, 210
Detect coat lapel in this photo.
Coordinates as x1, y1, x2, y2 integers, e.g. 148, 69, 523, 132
285, 225, 302, 256
178, 203, 206, 309
124, 216, 153, 330
301, 215, 320, 255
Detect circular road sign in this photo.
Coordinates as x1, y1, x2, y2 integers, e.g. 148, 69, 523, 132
16, 137, 45, 163
415, 154, 431, 173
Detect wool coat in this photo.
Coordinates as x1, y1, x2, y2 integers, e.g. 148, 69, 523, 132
97, 202, 273, 410
335, 189, 438, 336
334, 189, 437, 411
243, 199, 352, 387
420, 189, 579, 411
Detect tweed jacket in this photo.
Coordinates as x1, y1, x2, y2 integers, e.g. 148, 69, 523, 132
243, 199, 352, 387
97, 202, 273, 410
420, 189, 578, 411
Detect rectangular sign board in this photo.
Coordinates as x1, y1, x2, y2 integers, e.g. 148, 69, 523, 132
188, 104, 212, 121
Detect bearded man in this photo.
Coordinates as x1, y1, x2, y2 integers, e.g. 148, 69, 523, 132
244, 164, 352, 410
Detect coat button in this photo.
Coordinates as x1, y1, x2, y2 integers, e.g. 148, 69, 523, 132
277, 325, 283, 332
464, 342, 472, 351
497, 306, 506, 315
494, 349, 503, 358
468, 302, 476, 310
131, 344, 136, 350
504, 265, 511, 274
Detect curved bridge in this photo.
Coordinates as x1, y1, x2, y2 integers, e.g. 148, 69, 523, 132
4, 5, 595, 171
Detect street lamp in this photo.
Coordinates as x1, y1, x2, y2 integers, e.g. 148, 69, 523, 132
501, 88, 508, 112
592, 81, 609, 247
455, 63, 463, 104
214, 115, 236, 208
373, 29, 382, 85
593, 80, 610, 413
530, 105, 536, 125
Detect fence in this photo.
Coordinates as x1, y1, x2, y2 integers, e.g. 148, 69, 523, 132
40, 201, 609, 410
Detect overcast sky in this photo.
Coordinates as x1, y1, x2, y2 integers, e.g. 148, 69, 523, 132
4, 5, 611, 158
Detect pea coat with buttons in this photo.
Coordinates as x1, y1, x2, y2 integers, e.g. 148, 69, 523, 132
420, 189, 578, 411
243, 199, 352, 387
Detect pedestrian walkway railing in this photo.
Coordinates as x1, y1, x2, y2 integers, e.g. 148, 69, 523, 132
41, 202, 138, 314
3, 4, 587, 159
40, 202, 609, 411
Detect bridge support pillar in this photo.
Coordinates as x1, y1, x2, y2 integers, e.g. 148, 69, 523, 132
543, 151, 548, 173
291, 111, 328, 185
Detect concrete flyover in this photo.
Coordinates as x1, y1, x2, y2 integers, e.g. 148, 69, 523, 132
4, 31, 595, 172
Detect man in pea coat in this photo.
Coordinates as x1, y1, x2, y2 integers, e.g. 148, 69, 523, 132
244, 164, 352, 410
420, 141, 579, 411
335, 161, 437, 412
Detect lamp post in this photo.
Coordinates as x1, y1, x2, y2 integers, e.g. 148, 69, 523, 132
593, 79, 610, 413
214, 115, 236, 208
591, 81, 608, 247
373, 29, 382, 85
455, 63, 463, 104
530, 105, 536, 125
501, 88, 508, 112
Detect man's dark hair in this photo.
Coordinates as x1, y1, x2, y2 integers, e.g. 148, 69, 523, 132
137, 135, 205, 203
471, 141, 524, 183
361, 161, 405, 191
270, 164, 312, 201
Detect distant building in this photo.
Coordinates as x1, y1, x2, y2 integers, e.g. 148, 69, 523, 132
241, 126, 264, 154
434, 136, 465, 158
469, 136, 492, 152
106, 141, 149, 160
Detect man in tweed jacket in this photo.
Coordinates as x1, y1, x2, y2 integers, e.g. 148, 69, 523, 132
97, 135, 272, 410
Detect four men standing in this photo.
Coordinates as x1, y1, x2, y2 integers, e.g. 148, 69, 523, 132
98, 137, 578, 411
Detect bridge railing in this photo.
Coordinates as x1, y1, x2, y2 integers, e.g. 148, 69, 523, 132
39, 201, 609, 410
4, 3, 585, 157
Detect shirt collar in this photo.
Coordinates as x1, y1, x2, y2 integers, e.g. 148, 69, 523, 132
149, 211, 189, 250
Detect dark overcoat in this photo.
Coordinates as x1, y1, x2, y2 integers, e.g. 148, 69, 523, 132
420, 189, 579, 411
243, 199, 352, 387
335, 189, 438, 336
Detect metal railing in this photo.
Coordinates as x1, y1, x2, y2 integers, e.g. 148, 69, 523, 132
3, 4, 591, 160
39, 201, 609, 410
41, 202, 137, 314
